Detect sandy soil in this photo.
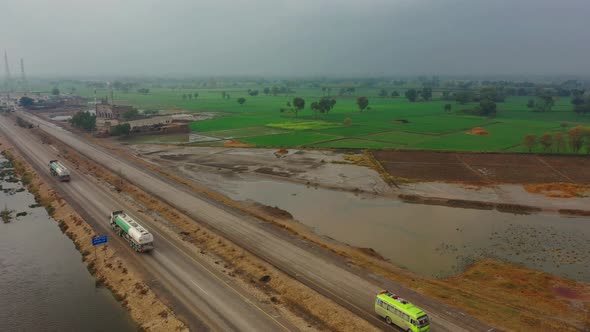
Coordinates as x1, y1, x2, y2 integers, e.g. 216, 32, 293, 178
0, 138, 188, 332
123, 144, 392, 194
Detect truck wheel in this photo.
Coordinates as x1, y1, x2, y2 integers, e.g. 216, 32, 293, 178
385, 316, 392, 325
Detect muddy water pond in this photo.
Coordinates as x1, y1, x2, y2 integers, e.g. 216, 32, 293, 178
0, 156, 135, 331
218, 179, 590, 282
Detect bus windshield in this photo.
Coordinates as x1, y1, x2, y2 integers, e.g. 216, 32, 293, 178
417, 315, 429, 327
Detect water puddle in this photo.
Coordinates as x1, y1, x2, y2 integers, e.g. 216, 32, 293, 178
217, 178, 590, 281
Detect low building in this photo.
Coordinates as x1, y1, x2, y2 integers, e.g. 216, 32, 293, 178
95, 100, 136, 130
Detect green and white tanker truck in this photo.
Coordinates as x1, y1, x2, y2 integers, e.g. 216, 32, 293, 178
110, 211, 154, 252
48, 160, 70, 181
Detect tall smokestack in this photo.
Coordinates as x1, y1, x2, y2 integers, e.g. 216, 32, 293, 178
20, 58, 27, 95
3, 51, 11, 93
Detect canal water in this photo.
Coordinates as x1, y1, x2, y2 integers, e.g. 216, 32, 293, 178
217, 178, 590, 282
0, 155, 135, 331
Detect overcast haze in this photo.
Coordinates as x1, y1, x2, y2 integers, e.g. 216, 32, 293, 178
2, 0, 589, 77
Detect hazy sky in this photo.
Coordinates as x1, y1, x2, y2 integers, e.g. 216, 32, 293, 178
2, 0, 589, 77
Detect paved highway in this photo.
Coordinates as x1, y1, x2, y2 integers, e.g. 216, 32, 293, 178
14, 111, 495, 331
0, 115, 296, 332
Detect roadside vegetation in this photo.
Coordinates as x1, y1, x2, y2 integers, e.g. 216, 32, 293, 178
70, 111, 96, 131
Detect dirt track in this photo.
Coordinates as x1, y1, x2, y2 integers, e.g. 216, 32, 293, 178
373, 150, 590, 183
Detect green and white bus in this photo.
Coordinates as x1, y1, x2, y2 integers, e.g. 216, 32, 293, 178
375, 290, 430, 332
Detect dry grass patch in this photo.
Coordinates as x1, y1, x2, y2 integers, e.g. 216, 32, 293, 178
524, 183, 590, 198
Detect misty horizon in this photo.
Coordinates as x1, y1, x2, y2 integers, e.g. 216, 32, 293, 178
3, 0, 590, 78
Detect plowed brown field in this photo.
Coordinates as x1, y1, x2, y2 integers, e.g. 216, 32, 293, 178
372, 151, 590, 184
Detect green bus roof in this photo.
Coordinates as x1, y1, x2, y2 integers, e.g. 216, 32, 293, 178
377, 292, 427, 318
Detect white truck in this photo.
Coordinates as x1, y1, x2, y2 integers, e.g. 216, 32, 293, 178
109, 211, 154, 252
48, 160, 70, 181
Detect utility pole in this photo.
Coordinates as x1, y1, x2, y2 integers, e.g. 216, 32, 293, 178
107, 81, 114, 104
20, 58, 28, 95
3, 51, 11, 96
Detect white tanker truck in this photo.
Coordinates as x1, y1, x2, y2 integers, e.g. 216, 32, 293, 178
109, 211, 154, 252
48, 160, 70, 181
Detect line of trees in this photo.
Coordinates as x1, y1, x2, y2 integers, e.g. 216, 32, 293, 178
310, 97, 337, 118
522, 126, 590, 153
19, 96, 35, 108
378, 89, 400, 97
262, 86, 292, 96
404, 87, 432, 102
181, 92, 199, 100
277, 96, 372, 118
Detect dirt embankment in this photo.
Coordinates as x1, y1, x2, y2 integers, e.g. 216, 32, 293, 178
37, 131, 378, 332
398, 194, 543, 215
47, 131, 590, 331
0, 138, 188, 332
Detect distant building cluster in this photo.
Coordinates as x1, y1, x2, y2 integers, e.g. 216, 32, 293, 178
95, 99, 190, 135
95, 99, 135, 129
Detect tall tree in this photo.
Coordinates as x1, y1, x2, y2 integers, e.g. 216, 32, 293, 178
221, 91, 227, 99
311, 101, 321, 119
444, 104, 452, 112
292, 97, 305, 118
553, 132, 565, 152
476, 99, 497, 116
356, 96, 369, 112
237, 97, 246, 105
51, 87, 60, 95
539, 133, 553, 152
536, 94, 555, 112
523, 134, 537, 152
70, 111, 96, 132
454, 91, 473, 105
526, 99, 535, 108
421, 87, 432, 101
573, 98, 590, 115
568, 126, 585, 152
193, 92, 199, 99
378, 89, 388, 97
19, 96, 35, 107
263, 87, 270, 95
271, 86, 280, 96
391, 91, 400, 97
405, 89, 418, 102
571, 89, 585, 105
317, 97, 336, 114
